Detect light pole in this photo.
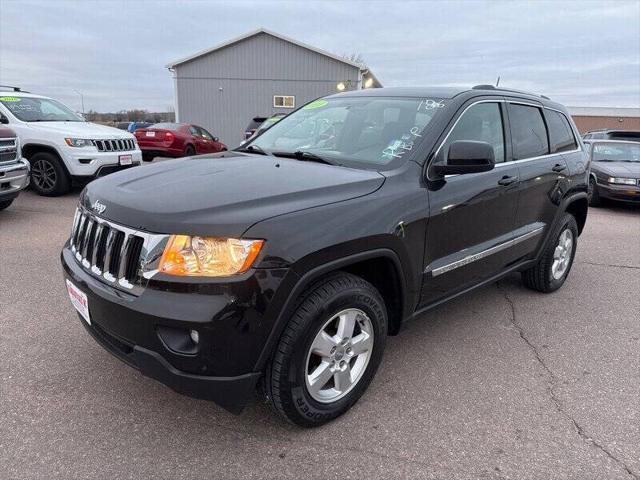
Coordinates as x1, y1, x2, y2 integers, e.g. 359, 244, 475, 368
73, 89, 85, 115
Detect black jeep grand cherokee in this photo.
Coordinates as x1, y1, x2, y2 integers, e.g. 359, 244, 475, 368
61, 86, 589, 426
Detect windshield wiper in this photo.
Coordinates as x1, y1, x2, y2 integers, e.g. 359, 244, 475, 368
272, 150, 336, 165
237, 144, 272, 156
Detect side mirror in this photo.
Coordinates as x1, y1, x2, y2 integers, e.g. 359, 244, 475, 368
434, 140, 495, 176
213, 137, 219, 142
0, 114, 8, 124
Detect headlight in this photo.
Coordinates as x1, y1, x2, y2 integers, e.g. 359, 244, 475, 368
65, 138, 95, 148
158, 235, 264, 277
607, 177, 637, 186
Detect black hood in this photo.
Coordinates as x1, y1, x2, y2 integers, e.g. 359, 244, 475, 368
592, 161, 640, 177
82, 152, 385, 237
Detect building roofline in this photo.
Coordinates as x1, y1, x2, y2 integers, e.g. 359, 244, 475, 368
166, 28, 366, 70
567, 106, 640, 118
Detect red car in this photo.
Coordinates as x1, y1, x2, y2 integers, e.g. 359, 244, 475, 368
134, 122, 227, 162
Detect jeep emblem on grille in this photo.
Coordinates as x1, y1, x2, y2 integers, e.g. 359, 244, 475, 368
92, 200, 106, 214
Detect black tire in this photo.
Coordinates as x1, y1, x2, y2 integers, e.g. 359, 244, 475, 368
184, 145, 195, 157
588, 177, 601, 207
266, 272, 387, 427
521, 213, 578, 293
142, 152, 154, 162
0, 199, 13, 211
29, 152, 70, 196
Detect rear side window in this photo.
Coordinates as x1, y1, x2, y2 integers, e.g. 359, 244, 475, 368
442, 102, 506, 163
546, 110, 577, 153
509, 104, 549, 160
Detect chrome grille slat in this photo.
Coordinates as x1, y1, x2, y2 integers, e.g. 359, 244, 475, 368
90, 223, 104, 271
67, 206, 166, 296
92, 138, 135, 152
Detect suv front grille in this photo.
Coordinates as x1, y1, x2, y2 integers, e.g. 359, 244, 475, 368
93, 139, 136, 152
69, 207, 164, 295
0, 138, 18, 165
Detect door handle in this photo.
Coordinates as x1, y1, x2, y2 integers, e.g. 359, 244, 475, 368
552, 164, 567, 172
498, 175, 518, 186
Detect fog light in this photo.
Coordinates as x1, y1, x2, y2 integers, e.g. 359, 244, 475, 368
190, 329, 199, 344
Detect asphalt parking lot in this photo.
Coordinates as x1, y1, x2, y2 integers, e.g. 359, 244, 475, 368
1, 187, 639, 480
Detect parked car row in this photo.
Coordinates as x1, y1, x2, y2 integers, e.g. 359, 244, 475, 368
0, 86, 229, 201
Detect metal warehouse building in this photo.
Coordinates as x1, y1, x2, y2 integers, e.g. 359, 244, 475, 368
167, 28, 381, 147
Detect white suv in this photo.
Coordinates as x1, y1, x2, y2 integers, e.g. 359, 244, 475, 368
0, 89, 142, 196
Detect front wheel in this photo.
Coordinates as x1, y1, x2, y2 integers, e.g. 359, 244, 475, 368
266, 273, 387, 427
521, 213, 578, 293
30, 152, 70, 196
0, 199, 14, 211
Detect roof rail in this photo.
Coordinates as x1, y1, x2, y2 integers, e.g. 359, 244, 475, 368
472, 84, 550, 100
0, 85, 27, 92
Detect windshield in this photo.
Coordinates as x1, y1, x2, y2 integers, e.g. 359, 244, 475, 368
592, 143, 640, 162
246, 96, 444, 167
0, 96, 83, 122
150, 122, 182, 131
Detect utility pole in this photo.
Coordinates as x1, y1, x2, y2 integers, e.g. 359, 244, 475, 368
73, 89, 85, 115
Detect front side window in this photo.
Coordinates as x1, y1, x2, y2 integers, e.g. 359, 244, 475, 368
441, 102, 505, 163
249, 96, 444, 168
546, 110, 577, 153
509, 104, 549, 160
274, 95, 295, 108
0, 96, 83, 122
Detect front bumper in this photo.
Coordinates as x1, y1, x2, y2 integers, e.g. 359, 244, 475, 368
597, 181, 640, 203
61, 244, 290, 413
0, 158, 30, 200
62, 147, 143, 177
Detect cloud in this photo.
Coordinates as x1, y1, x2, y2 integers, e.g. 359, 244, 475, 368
0, 0, 638, 111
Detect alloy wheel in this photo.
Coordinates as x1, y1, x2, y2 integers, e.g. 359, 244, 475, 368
31, 159, 57, 192
305, 308, 374, 403
551, 228, 574, 280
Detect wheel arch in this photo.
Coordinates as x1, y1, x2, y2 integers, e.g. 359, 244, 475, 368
253, 248, 409, 372
22, 143, 71, 177
564, 193, 588, 235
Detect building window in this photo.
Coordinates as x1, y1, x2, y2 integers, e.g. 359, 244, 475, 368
274, 95, 295, 109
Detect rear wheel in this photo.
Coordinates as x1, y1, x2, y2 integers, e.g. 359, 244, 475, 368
521, 213, 578, 293
588, 177, 601, 207
30, 152, 70, 196
142, 152, 155, 162
184, 145, 195, 157
0, 199, 14, 211
266, 273, 387, 427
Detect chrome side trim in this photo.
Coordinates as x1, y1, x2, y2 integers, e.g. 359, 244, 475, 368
429, 227, 544, 277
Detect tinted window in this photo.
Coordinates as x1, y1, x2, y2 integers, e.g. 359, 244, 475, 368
546, 110, 577, 153
442, 102, 505, 163
199, 127, 214, 140
150, 122, 182, 131
509, 104, 549, 160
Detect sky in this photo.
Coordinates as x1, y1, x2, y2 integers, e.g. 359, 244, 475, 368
1, 0, 639, 113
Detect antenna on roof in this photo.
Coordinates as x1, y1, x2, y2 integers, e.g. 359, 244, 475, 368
495, 76, 500, 87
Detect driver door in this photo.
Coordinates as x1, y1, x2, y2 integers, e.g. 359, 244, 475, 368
420, 100, 521, 305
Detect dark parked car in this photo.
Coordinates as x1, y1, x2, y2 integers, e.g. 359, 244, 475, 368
62, 86, 589, 427
584, 140, 640, 206
583, 129, 640, 142
240, 113, 287, 145
0, 125, 29, 210
134, 122, 227, 162
244, 116, 267, 140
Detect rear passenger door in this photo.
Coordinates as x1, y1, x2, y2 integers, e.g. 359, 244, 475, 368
505, 101, 572, 260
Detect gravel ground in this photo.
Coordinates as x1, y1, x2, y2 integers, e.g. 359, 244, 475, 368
1, 188, 638, 480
